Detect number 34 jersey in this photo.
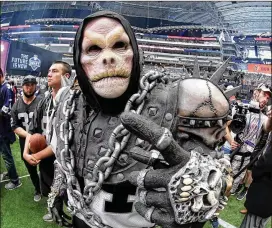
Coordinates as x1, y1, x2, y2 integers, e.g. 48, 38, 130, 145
10, 96, 42, 138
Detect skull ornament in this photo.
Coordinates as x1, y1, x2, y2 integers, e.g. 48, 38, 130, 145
168, 151, 224, 224
80, 17, 133, 98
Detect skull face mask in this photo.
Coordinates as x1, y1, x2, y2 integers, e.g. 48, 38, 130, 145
74, 11, 140, 114
81, 17, 133, 99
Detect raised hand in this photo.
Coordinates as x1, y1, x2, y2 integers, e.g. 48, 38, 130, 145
121, 112, 230, 227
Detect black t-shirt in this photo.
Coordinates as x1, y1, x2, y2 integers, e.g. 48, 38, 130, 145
11, 96, 42, 147
11, 96, 42, 133
28, 93, 54, 137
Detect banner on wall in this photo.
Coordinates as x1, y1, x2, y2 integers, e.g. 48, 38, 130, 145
7, 40, 62, 77
247, 64, 272, 75
0, 40, 10, 74
9, 51, 41, 72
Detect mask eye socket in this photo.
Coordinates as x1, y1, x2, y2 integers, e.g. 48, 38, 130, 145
113, 41, 127, 49
87, 45, 102, 53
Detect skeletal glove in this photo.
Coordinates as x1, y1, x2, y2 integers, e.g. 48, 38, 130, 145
47, 161, 72, 227
120, 112, 230, 228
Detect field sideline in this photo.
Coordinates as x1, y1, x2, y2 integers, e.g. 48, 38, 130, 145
0, 140, 270, 228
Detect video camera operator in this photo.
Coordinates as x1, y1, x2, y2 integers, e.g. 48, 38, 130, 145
225, 84, 272, 200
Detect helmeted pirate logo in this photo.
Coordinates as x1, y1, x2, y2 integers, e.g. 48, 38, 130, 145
29, 55, 41, 71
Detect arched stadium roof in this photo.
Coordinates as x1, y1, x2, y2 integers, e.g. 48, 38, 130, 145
1, 1, 271, 35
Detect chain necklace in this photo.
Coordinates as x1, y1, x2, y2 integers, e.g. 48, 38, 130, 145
58, 70, 165, 227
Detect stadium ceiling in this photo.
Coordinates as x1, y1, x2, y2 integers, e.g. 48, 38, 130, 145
1, 1, 271, 35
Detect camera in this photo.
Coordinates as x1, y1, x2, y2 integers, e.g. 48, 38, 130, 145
230, 101, 260, 134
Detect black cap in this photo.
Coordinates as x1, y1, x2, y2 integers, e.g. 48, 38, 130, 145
23, 75, 37, 85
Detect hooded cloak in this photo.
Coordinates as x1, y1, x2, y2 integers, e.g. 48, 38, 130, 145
73, 11, 140, 115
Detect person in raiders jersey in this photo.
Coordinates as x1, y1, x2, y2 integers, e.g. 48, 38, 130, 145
10, 75, 42, 201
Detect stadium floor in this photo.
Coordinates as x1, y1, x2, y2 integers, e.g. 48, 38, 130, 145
0, 140, 270, 228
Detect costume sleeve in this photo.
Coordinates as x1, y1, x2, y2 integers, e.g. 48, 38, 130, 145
10, 101, 19, 131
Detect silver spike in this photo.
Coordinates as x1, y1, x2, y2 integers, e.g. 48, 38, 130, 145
217, 120, 223, 127
182, 66, 190, 79
190, 120, 196, 125
193, 57, 200, 78
210, 58, 231, 84
224, 85, 242, 99
204, 121, 211, 127
202, 71, 208, 79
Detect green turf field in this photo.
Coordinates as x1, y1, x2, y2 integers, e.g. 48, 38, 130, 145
1, 140, 270, 228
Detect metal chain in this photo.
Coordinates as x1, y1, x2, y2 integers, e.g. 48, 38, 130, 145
58, 70, 164, 227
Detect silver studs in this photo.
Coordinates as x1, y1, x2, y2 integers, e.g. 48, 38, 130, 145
135, 138, 145, 147
119, 153, 129, 163
148, 107, 158, 116
217, 120, 223, 127
109, 117, 118, 125
204, 121, 211, 127
87, 160, 95, 168
116, 173, 124, 181
189, 120, 196, 126
98, 147, 108, 156
165, 113, 173, 121
93, 128, 102, 138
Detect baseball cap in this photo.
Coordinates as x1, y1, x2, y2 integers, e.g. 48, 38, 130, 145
256, 83, 271, 95
23, 75, 37, 85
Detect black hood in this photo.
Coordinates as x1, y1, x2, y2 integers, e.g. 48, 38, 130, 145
73, 11, 141, 115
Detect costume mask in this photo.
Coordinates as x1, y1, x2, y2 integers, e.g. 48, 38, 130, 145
81, 17, 133, 99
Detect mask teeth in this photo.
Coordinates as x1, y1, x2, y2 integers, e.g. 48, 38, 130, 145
193, 57, 200, 78
224, 85, 242, 99
210, 57, 231, 84
217, 119, 223, 127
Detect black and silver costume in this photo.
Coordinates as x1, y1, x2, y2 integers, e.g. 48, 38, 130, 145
48, 11, 240, 228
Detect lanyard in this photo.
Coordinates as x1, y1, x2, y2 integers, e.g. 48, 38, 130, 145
246, 111, 261, 137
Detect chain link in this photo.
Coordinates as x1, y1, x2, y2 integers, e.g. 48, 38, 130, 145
58, 70, 164, 227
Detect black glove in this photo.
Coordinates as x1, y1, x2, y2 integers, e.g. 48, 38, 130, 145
121, 112, 228, 228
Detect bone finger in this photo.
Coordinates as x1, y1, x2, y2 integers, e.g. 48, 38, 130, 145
208, 170, 222, 189
191, 195, 204, 212
207, 191, 218, 206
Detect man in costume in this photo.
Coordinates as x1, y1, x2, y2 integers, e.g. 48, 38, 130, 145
48, 11, 239, 228
11, 75, 42, 201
